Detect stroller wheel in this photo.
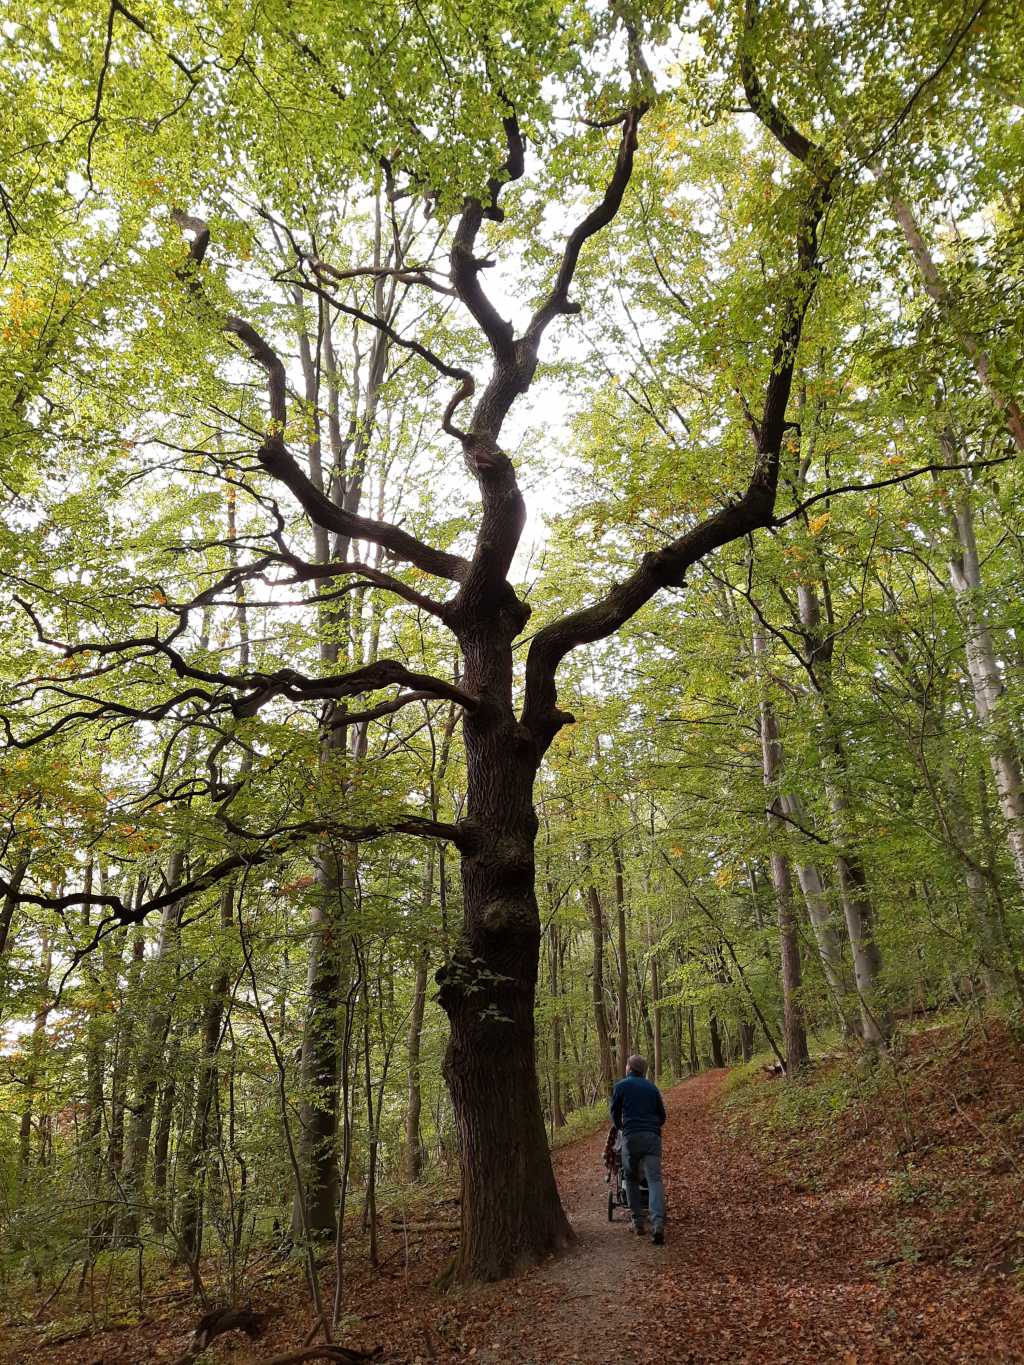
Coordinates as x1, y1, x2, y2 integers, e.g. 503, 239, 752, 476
607, 1191, 615, 1222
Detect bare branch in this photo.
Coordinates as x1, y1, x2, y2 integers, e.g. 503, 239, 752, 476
172, 213, 471, 580
521, 166, 830, 752
527, 103, 649, 344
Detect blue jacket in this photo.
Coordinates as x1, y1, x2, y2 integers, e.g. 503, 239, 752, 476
610, 1074, 666, 1136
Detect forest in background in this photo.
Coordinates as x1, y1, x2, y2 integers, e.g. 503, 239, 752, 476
2, 0, 1024, 1349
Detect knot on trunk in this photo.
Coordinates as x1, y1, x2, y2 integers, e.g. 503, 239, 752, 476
481, 896, 533, 934
464, 436, 512, 478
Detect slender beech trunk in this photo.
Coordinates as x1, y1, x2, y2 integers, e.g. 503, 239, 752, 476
122, 851, 185, 1238
708, 1011, 725, 1068
548, 922, 565, 1128
407, 703, 459, 1180
879, 188, 1024, 452
405, 840, 437, 1183
942, 446, 1024, 898
105, 911, 145, 1238
779, 793, 854, 1033
649, 952, 663, 1083
666, 1005, 682, 1081
179, 880, 235, 1260
405, 947, 430, 1181
688, 1006, 699, 1074
80, 861, 111, 1251
753, 629, 809, 1074
797, 582, 889, 1044
586, 883, 615, 1093
17, 927, 52, 1186
613, 842, 629, 1073
290, 204, 402, 1241
151, 1026, 180, 1237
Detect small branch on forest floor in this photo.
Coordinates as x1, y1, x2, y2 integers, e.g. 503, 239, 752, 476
171, 1305, 266, 1365
255, 1348, 382, 1365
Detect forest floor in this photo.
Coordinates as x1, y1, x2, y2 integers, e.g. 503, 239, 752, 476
5, 1018, 1024, 1364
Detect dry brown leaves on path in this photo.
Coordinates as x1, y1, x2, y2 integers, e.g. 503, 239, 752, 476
453, 1048, 1024, 1365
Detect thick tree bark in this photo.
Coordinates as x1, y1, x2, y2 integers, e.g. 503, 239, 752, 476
437, 579, 572, 1279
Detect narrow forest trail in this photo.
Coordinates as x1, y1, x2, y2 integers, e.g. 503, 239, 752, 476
465, 1070, 1024, 1365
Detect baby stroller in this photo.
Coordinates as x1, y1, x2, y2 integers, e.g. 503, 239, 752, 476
603, 1127, 649, 1222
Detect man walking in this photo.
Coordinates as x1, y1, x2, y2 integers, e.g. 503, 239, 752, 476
610, 1055, 667, 1244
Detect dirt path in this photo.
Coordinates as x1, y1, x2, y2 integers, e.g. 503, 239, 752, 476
467, 1069, 1023, 1365
472, 1072, 725, 1365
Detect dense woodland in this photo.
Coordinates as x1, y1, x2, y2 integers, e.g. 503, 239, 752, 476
2, 0, 1024, 1349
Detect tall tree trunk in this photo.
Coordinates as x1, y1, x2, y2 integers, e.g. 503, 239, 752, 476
293, 823, 352, 1242
688, 1006, 699, 1074
665, 1005, 682, 1081
406, 704, 458, 1181
122, 852, 185, 1239
17, 927, 52, 1188
105, 910, 145, 1241
548, 923, 565, 1128
290, 224, 396, 1243
753, 629, 809, 1074
649, 951, 663, 1083
151, 1025, 180, 1237
613, 842, 629, 1073
179, 879, 235, 1260
405, 946, 430, 1182
708, 1010, 724, 1069
798, 582, 889, 1044
779, 793, 854, 1034
878, 187, 1024, 452
943, 456, 1024, 897
80, 861, 111, 1253
586, 883, 615, 1094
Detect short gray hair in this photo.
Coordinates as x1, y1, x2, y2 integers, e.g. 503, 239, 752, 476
627, 1054, 648, 1076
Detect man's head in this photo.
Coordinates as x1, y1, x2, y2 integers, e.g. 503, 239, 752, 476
626, 1054, 648, 1077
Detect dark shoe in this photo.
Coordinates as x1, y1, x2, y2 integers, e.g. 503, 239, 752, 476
652, 1226, 664, 1246
631, 1220, 647, 1236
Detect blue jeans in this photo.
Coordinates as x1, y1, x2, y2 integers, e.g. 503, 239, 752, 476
622, 1131, 665, 1228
